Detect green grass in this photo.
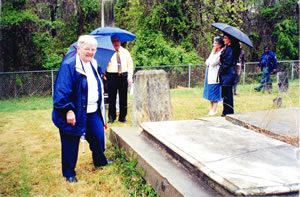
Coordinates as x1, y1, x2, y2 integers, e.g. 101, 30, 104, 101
0, 80, 299, 196
171, 80, 299, 119
0, 96, 53, 112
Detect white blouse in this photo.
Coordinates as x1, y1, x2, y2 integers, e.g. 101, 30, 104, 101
205, 50, 222, 84
81, 60, 99, 113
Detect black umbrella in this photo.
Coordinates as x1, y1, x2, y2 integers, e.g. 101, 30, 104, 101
211, 23, 253, 48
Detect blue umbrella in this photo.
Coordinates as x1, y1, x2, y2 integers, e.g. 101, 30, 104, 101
211, 23, 253, 48
89, 27, 136, 42
64, 35, 115, 72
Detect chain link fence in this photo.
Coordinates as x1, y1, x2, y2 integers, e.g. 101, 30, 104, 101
0, 60, 299, 100
0, 70, 57, 99
136, 60, 299, 88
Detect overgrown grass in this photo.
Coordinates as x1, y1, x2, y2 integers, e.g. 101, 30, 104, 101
0, 80, 299, 196
0, 108, 157, 196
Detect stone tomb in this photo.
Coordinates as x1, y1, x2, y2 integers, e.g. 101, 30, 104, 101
140, 119, 299, 196
110, 109, 300, 196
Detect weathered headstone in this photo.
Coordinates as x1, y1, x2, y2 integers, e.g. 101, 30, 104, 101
132, 70, 173, 126
273, 97, 282, 108
277, 71, 289, 93
264, 82, 272, 93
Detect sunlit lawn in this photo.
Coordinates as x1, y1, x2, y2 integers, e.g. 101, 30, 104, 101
171, 81, 299, 120
0, 80, 299, 196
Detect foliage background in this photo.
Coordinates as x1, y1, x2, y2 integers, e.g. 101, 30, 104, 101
0, 0, 299, 72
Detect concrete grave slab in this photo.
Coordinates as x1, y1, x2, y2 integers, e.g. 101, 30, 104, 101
140, 118, 299, 196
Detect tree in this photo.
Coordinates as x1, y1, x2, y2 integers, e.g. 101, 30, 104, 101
252, 0, 299, 60
114, 0, 251, 65
0, 0, 102, 71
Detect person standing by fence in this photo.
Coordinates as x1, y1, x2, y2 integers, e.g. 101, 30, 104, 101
203, 36, 224, 115
106, 35, 133, 124
52, 35, 111, 183
255, 45, 277, 92
219, 34, 240, 116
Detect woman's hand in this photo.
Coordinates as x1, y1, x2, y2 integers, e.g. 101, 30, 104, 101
66, 110, 76, 126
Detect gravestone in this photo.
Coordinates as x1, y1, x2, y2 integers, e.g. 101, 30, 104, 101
273, 97, 282, 108
277, 71, 289, 93
264, 82, 272, 93
132, 70, 173, 126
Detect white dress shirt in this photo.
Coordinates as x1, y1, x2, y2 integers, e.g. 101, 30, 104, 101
106, 46, 134, 81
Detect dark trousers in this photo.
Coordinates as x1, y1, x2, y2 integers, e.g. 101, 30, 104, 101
257, 67, 271, 90
59, 111, 107, 178
222, 86, 234, 115
106, 72, 128, 121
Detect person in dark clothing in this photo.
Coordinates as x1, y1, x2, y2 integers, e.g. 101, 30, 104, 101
52, 35, 112, 183
233, 43, 245, 95
255, 45, 277, 91
219, 34, 240, 116
106, 35, 133, 123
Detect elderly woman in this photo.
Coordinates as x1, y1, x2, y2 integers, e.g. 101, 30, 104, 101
203, 36, 224, 115
52, 35, 111, 183
219, 34, 240, 116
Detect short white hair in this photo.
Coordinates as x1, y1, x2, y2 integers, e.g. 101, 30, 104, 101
77, 35, 98, 47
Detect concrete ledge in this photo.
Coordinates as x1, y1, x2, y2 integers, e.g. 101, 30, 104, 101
109, 127, 219, 197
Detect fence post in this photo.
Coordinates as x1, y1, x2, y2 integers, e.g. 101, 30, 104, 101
243, 62, 246, 85
51, 70, 54, 97
188, 65, 191, 88
291, 62, 294, 81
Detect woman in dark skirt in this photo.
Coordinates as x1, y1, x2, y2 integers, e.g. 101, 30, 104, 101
203, 37, 225, 115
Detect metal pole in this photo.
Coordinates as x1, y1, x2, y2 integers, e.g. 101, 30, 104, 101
188, 65, 191, 88
242, 62, 246, 85
101, 0, 104, 27
291, 62, 294, 81
51, 70, 54, 97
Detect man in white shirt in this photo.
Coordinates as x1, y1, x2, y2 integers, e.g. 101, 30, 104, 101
106, 35, 133, 123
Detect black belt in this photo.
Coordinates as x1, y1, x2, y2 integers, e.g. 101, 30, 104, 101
106, 72, 128, 77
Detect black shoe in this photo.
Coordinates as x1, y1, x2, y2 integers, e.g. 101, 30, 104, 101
108, 119, 114, 124
254, 88, 260, 91
118, 119, 127, 123
95, 160, 113, 168
221, 114, 226, 117
66, 176, 77, 183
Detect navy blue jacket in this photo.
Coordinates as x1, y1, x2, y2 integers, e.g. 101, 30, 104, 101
52, 55, 106, 136
219, 45, 238, 86
258, 50, 277, 71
